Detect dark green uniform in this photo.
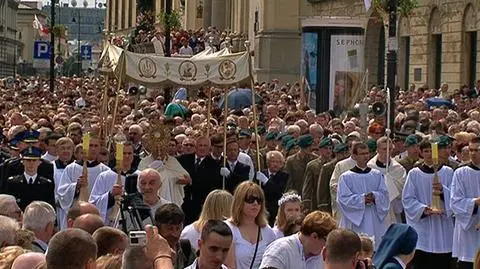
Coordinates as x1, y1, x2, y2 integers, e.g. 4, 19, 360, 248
302, 156, 329, 212
316, 158, 343, 214
284, 152, 317, 194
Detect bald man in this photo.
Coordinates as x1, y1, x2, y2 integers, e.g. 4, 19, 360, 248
72, 213, 104, 235
128, 124, 144, 169
12, 252, 46, 269
66, 201, 100, 229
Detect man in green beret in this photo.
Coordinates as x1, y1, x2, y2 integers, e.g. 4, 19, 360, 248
302, 137, 334, 212
284, 135, 317, 194
316, 143, 349, 214
260, 132, 278, 166
398, 135, 421, 173
366, 138, 377, 160
438, 135, 459, 170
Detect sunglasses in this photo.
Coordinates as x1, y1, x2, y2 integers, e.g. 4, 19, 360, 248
244, 196, 262, 204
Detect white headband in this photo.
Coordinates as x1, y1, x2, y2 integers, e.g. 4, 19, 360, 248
278, 193, 301, 207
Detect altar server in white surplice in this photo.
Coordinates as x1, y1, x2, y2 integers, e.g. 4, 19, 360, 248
367, 137, 406, 226
402, 141, 454, 269
337, 142, 389, 249
52, 137, 75, 230
450, 137, 480, 269
89, 142, 138, 225
57, 135, 110, 224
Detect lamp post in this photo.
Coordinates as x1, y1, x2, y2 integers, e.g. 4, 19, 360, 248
72, 10, 81, 75
50, 0, 55, 92
386, 0, 397, 130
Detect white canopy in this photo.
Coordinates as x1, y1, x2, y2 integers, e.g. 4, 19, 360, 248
98, 43, 250, 87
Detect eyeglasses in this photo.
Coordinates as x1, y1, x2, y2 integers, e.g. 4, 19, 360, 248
244, 196, 263, 204
183, 144, 195, 147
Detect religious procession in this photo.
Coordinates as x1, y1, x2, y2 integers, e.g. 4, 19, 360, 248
2, 0, 480, 268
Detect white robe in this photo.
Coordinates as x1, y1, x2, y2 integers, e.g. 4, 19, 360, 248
402, 166, 454, 253
138, 155, 189, 207
330, 157, 356, 220
57, 161, 110, 218
368, 155, 406, 225
53, 161, 70, 230
89, 169, 139, 225
450, 165, 480, 262
337, 167, 390, 249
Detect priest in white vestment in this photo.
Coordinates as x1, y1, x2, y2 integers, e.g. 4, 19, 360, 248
57, 135, 110, 229
337, 143, 389, 249
52, 137, 75, 230
138, 146, 190, 208
402, 143, 454, 269
89, 142, 138, 225
450, 138, 480, 268
367, 137, 406, 225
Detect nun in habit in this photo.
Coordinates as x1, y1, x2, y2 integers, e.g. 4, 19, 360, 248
373, 223, 418, 269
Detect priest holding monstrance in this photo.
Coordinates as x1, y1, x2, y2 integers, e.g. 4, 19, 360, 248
402, 134, 454, 269
138, 120, 190, 208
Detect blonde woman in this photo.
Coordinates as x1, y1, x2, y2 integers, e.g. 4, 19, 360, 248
272, 191, 302, 239
96, 254, 122, 269
181, 190, 233, 251
224, 181, 276, 269
0, 246, 29, 269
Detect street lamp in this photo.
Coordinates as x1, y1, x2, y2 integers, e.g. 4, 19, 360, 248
72, 11, 81, 75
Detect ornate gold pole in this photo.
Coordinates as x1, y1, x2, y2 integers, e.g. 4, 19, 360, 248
79, 132, 90, 202
108, 141, 123, 226
430, 133, 443, 214
100, 75, 109, 144
245, 41, 261, 175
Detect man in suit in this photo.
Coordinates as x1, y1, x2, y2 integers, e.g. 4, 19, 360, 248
257, 150, 289, 226
4, 146, 55, 210
178, 136, 222, 224
23, 201, 56, 253
220, 138, 250, 193
1, 130, 54, 188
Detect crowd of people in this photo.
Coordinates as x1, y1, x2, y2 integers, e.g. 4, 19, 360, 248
0, 74, 480, 269
109, 14, 245, 57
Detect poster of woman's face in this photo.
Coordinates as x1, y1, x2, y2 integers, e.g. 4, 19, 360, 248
333, 71, 361, 114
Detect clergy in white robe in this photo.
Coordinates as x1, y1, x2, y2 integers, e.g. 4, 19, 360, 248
330, 156, 356, 220
337, 166, 389, 249
52, 136, 75, 230
138, 154, 189, 208
89, 142, 138, 225
57, 160, 110, 224
450, 162, 480, 266
337, 141, 389, 249
402, 161, 454, 269
368, 152, 406, 226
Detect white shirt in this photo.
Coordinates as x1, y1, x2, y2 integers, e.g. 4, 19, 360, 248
393, 256, 406, 269
330, 157, 357, 220
179, 45, 193, 56
24, 172, 38, 184
75, 97, 86, 108
260, 233, 324, 269
181, 223, 201, 251
184, 259, 228, 269
42, 152, 58, 162
225, 220, 276, 269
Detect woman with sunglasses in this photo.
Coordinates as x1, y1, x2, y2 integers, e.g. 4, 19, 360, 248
224, 181, 276, 269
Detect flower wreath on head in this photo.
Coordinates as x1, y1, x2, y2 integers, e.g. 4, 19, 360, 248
278, 193, 302, 207
358, 233, 376, 247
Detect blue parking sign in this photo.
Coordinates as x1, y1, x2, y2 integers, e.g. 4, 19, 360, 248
81, 45, 92, 60
33, 41, 51, 59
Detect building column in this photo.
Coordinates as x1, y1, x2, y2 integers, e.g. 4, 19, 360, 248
203, 0, 211, 28
211, 0, 226, 30
184, 0, 196, 29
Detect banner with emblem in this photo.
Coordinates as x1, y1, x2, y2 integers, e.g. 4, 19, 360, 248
99, 43, 250, 87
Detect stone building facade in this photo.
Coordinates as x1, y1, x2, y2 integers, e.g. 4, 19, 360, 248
0, 0, 23, 77
193, 0, 478, 90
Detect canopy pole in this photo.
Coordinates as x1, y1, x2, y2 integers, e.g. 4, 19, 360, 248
100, 74, 109, 144
108, 61, 124, 150
222, 86, 228, 190
206, 86, 212, 137
245, 41, 261, 181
